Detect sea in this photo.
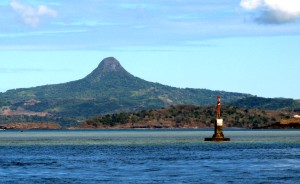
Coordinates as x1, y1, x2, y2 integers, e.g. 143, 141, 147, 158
0, 129, 299, 184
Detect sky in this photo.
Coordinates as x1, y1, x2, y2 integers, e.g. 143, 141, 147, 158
0, 0, 299, 99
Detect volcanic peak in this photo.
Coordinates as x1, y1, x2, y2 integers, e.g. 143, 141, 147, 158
83, 57, 128, 82
98, 57, 125, 72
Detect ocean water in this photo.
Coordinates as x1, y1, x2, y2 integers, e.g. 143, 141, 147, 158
0, 130, 299, 184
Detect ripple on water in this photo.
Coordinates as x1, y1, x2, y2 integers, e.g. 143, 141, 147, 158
0, 130, 299, 183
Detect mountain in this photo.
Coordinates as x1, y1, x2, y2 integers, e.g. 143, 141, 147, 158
0, 57, 298, 126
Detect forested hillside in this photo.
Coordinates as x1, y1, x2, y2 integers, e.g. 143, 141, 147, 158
82, 105, 294, 129
0, 57, 251, 122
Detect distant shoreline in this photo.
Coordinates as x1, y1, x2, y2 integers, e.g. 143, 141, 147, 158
1, 127, 299, 131
1, 119, 300, 131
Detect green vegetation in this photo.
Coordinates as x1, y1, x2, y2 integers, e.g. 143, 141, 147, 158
0, 57, 298, 128
0, 57, 251, 127
0, 115, 78, 128
230, 97, 300, 110
84, 105, 291, 129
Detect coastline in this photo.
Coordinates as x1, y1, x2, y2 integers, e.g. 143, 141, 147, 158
1, 119, 300, 131
1, 126, 299, 131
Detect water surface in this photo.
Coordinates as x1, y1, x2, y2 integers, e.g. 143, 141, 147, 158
0, 130, 299, 183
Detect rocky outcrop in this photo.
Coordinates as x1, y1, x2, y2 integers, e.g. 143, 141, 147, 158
0, 122, 61, 130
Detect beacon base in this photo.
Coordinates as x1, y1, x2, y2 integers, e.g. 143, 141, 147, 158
204, 119, 230, 142
204, 137, 230, 142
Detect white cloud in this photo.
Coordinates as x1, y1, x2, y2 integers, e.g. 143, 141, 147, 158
240, 0, 262, 10
10, 0, 58, 27
240, 0, 300, 24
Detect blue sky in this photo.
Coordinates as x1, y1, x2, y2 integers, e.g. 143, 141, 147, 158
0, 0, 300, 99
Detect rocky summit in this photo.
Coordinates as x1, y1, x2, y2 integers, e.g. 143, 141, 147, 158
84, 57, 128, 82
99, 57, 125, 72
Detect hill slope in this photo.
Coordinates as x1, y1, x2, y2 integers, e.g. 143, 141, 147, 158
230, 97, 300, 110
0, 57, 251, 122
1, 57, 299, 128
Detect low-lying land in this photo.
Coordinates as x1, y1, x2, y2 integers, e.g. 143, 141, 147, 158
0, 105, 298, 130
81, 105, 296, 129
0, 122, 61, 130
257, 118, 300, 129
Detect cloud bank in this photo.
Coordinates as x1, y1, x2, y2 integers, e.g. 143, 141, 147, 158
10, 0, 58, 27
240, 0, 300, 24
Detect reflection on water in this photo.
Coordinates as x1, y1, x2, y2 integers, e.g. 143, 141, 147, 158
0, 130, 299, 183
